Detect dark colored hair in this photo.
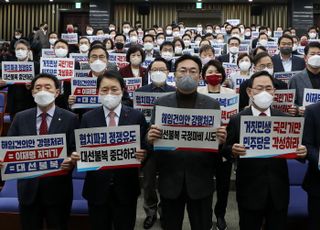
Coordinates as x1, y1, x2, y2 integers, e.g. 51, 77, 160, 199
278, 34, 293, 45
174, 54, 202, 74
173, 38, 185, 50
88, 44, 109, 59
31, 73, 60, 90
199, 44, 215, 56
304, 41, 320, 55
103, 38, 114, 50
14, 39, 30, 49
227, 36, 241, 45
160, 41, 174, 51
128, 29, 137, 37
253, 51, 271, 65
48, 32, 58, 37
79, 36, 90, 44
126, 45, 145, 63
155, 33, 165, 40
143, 34, 155, 42
237, 53, 253, 66
247, 70, 275, 88
202, 59, 226, 83
53, 39, 68, 48
122, 21, 131, 27
252, 46, 267, 57
90, 40, 104, 47
97, 70, 125, 90
148, 57, 169, 72
114, 33, 126, 42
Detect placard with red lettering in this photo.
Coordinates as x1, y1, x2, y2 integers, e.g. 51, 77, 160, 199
71, 77, 100, 109
61, 33, 78, 44
40, 57, 75, 80
108, 53, 129, 69
75, 125, 141, 172
0, 134, 67, 180
207, 93, 239, 125
124, 77, 142, 99
1, 61, 35, 83
154, 106, 221, 152
272, 89, 296, 113
240, 116, 304, 158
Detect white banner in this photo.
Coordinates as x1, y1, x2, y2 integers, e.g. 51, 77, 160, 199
1, 61, 34, 83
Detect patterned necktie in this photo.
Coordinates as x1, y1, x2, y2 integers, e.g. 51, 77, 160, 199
232, 54, 236, 63
39, 113, 48, 135
108, 111, 116, 127
259, 112, 267, 116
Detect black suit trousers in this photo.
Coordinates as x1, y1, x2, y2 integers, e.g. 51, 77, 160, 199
161, 184, 213, 230
308, 195, 320, 230
87, 186, 137, 230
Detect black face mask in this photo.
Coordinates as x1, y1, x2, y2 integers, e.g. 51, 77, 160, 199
115, 42, 124, 50
280, 47, 292, 55
43, 26, 48, 31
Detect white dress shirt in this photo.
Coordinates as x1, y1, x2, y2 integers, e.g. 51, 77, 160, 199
103, 103, 122, 126
36, 105, 55, 134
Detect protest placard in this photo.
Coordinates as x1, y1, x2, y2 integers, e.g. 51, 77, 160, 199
1, 61, 34, 83
69, 53, 89, 62
273, 71, 299, 84
302, 88, 320, 107
240, 116, 304, 158
108, 53, 129, 69
222, 63, 239, 78
0, 134, 67, 180
75, 125, 141, 172
124, 77, 142, 99
272, 89, 296, 113
41, 49, 55, 58
154, 106, 221, 152
133, 92, 173, 122
71, 77, 100, 109
207, 93, 239, 125
61, 33, 78, 44
40, 57, 75, 80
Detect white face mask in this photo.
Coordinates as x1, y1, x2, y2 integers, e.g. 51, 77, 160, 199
79, 44, 89, 53
150, 71, 167, 85
245, 32, 251, 37
229, 46, 239, 54
239, 61, 251, 71
130, 36, 138, 43
166, 29, 172, 35
232, 34, 240, 38
206, 29, 213, 34
33, 91, 55, 107
175, 47, 183, 55
15, 35, 21, 40
130, 56, 142, 66
161, 52, 173, 61
15, 49, 28, 60
55, 48, 68, 58
252, 91, 274, 109
308, 54, 320, 68
217, 39, 224, 43
173, 31, 180, 37
49, 38, 57, 45
123, 28, 130, 34
195, 40, 201, 46
90, 59, 107, 73
201, 57, 211, 65
99, 94, 122, 110
144, 42, 154, 51
267, 31, 272, 37
259, 39, 268, 46
86, 30, 93, 35
262, 67, 274, 75
157, 38, 164, 46
183, 40, 191, 47
309, 32, 317, 39
292, 44, 298, 51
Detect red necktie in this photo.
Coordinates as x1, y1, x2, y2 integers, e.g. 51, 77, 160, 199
39, 113, 48, 135
108, 111, 116, 127
259, 112, 267, 116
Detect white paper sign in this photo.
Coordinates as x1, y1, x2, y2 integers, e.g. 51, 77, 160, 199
302, 88, 320, 107
40, 57, 75, 80
1, 61, 34, 83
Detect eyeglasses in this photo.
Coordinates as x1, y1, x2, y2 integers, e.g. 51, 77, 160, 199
176, 68, 199, 76
251, 86, 275, 93
90, 55, 107, 60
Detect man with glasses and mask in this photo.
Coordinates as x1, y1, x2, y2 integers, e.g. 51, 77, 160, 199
136, 58, 175, 229
147, 55, 227, 230
222, 71, 307, 230
272, 34, 305, 73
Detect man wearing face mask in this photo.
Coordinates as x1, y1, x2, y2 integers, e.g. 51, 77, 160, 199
289, 42, 320, 114
159, 41, 175, 72
143, 34, 159, 59
34, 22, 50, 49
147, 55, 227, 230
125, 29, 143, 48
239, 52, 288, 111
6, 73, 79, 230
122, 21, 131, 38
111, 34, 127, 54
9, 29, 26, 53
272, 34, 305, 73
0, 39, 39, 120
307, 27, 319, 40
135, 58, 175, 229
78, 37, 90, 54
48, 32, 59, 49
218, 37, 241, 64
72, 70, 148, 230
222, 71, 307, 230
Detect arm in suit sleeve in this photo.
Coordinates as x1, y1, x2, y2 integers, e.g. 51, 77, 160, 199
138, 112, 149, 150
7, 113, 20, 136
239, 80, 250, 111
288, 76, 299, 105
221, 115, 238, 161
66, 114, 79, 155
302, 106, 319, 169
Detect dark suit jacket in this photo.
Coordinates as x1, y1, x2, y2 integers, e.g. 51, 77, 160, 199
222, 107, 289, 210
7, 106, 79, 205
272, 54, 305, 73
119, 64, 148, 85
217, 54, 231, 63
81, 105, 148, 205
150, 92, 221, 200
302, 102, 320, 197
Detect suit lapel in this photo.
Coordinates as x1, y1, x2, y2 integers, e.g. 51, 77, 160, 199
48, 107, 62, 134
29, 108, 37, 135
118, 105, 130, 126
